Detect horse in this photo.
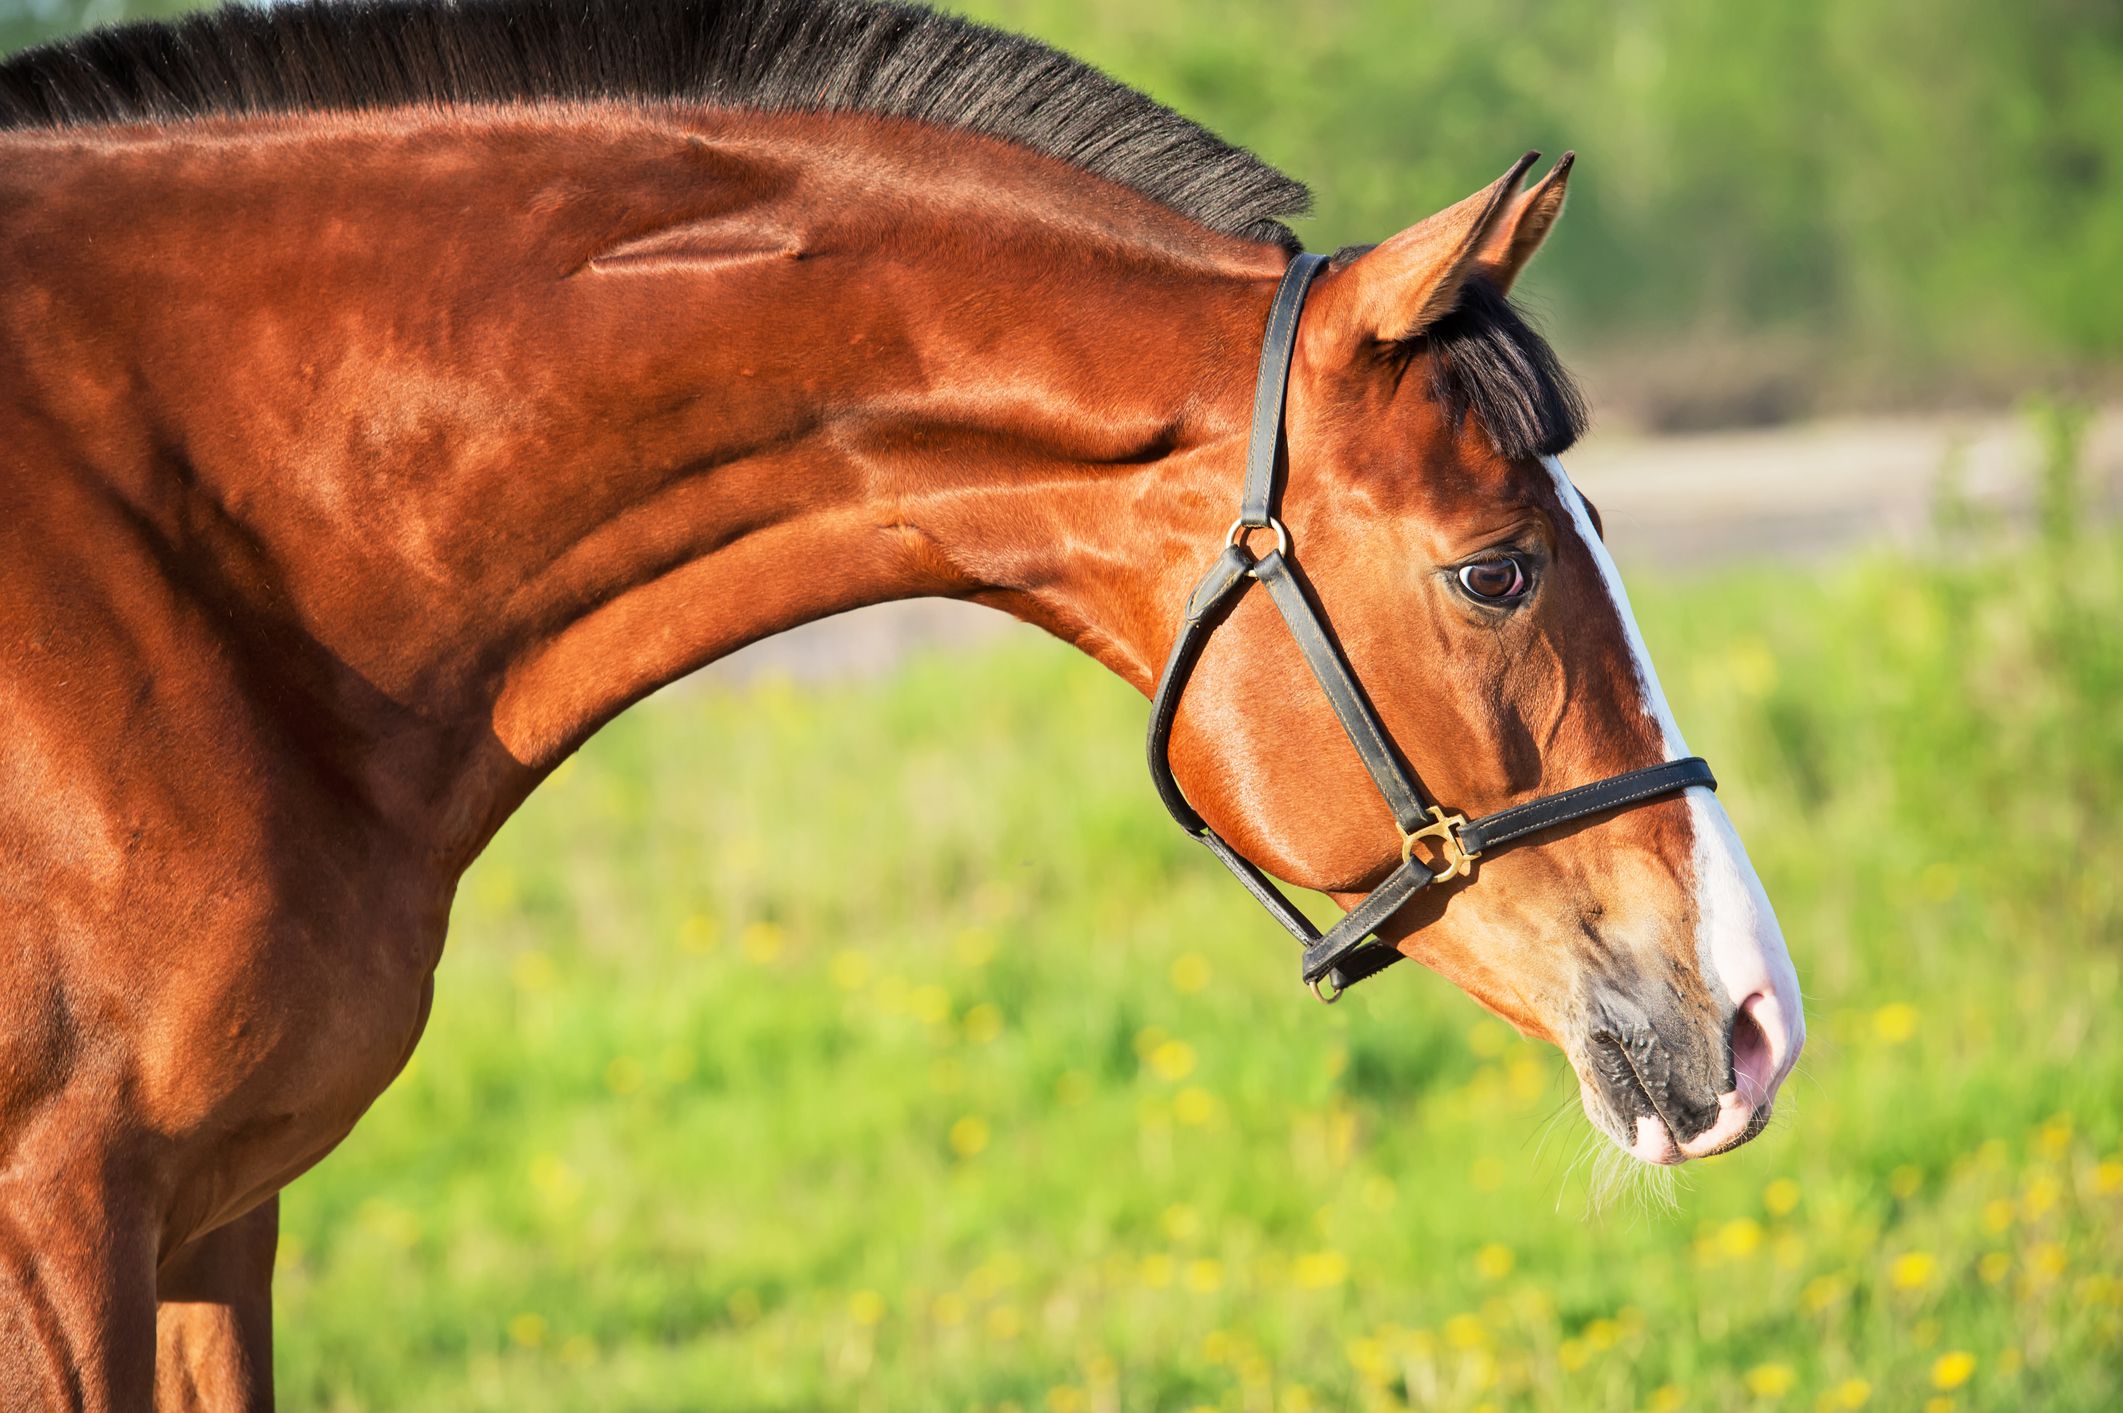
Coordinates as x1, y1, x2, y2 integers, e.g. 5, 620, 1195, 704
0, 0, 1805, 1405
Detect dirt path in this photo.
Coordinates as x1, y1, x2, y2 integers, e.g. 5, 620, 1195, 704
697, 406, 2123, 685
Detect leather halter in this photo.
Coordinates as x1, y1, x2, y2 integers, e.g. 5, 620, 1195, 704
1145, 253, 1717, 1001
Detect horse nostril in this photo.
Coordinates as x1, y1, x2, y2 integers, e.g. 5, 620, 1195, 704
1729, 991, 1783, 1106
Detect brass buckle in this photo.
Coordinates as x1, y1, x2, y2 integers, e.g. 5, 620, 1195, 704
1401, 806, 1479, 883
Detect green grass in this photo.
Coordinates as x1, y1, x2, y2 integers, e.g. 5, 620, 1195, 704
273, 497, 2122, 1410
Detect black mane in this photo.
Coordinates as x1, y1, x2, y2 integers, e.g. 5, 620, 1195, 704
1420, 277, 1589, 461
0, 0, 1311, 247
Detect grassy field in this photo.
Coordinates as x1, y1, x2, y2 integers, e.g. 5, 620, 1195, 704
272, 442, 2122, 1410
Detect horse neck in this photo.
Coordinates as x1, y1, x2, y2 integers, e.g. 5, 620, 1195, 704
2, 107, 1284, 863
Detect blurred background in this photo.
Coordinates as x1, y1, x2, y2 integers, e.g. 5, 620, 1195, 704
6, 1, 2119, 1409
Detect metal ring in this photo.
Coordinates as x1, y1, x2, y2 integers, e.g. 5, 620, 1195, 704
1307, 972, 1343, 1005
1225, 516, 1290, 559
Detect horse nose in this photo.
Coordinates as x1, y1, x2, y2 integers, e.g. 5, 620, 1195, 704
1675, 990, 1798, 1159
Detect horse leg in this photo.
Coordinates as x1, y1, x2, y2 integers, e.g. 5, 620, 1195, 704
0, 1141, 160, 1411
155, 1198, 278, 1413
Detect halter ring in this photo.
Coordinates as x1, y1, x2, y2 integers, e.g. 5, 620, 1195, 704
1225, 516, 1290, 559
1401, 806, 1479, 883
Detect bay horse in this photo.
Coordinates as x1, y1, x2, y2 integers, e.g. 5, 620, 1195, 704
0, 0, 1804, 1406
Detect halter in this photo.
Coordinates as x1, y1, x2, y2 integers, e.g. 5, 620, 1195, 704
1145, 253, 1716, 1002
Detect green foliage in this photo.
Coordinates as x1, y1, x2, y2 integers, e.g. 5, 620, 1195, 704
272, 458, 2122, 1409
6, 0, 2120, 395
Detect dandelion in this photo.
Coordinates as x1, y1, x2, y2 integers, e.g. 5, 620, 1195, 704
1148, 1039, 1196, 1082
948, 1115, 989, 1158
1442, 1312, 1486, 1349
952, 927, 997, 968
1186, 1258, 1224, 1293
1557, 1338, 1588, 1371
962, 1002, 1003, 1044
507, 1312, 546, 1349
1585, 1317, 1620, 1350
511, 949, 557, 992
1832, 1378, 1871, 1407
1045, 1385, 1087, 1413
679, 913, 718, 955
2021, 1174, 2060, 1218
1475, 1243, 1514, 1280
558, 1335, 595, 1367
985, 1304, 1022, 1340
2027, 1242, 2067, 1281
1173, 1086, 1217, 1126
931, 1292, 967, 1326
740, 921, 784, 964
1978, 1252, 2010, 1283
1362, 1175, 1398, 1212
1139, 1253, 1175, 1289
1743, 1363, 1794, 1397
1931, 1351, 1975, 1389
1981, 1198, 2015, 1233
1292, 1250, 1349, 1290
1648, 1387, 1685, 1412
847, 1290, 885, 1326
1801, 1274, 1848, 1313
1872, 1003, 1918, 1044
2037, 1114, 2072, 1157
1169, 951, 1212, 993
2096, 1158, 2123, 1194
909, 983, 951, 1025
1763, 1178, 1801, 1216
1890, 1251, 1937, 1289
1719, 1218, 1764, 1258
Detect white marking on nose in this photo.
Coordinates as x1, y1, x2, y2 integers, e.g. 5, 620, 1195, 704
1540, 456, 1806, 1106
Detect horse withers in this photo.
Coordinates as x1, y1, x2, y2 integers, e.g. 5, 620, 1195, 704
0, 0, 1802, 1405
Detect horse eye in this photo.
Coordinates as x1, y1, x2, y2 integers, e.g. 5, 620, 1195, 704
1456, 554, 1531, 603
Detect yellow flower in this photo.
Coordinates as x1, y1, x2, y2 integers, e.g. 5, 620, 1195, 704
1292, 1250, 1349, 1290
1719, 1218, 1764, 1258
1872, 1003, 1919, 1044
1186, 1258, 1224, 1293
948, 1115, 990, 1158
1832, 1378, 1871, 1407
1475, 1244, 1515, 1280
2028, 1242, 2067, 1280
1743, 1362, 1794, 1397
740, 921, 784, 964
1557, 1337, 1588, 1371
1442, 1313, 1486, 1349
1978, 1252, 2010, 1283
2096, 1158, 2123, 1193
1149, 1039, 1197, 1082
1763, 1178, 1801, 1216
1362, 1175, 1398, 1212
1169, 951, 1212, 993
962, 1002, 1003, 1044
1648, 1386, 1685, 1412
1931, 1351, 1976, 1389
1890, 1251, 1937, 1290
2036, 1114, 2072, 1157
984, 1304, 1021, 1340
558, 1335, 595, 1367
827, 948, 868, 989
952, 927, 997, 968
1045, 1385, 1087, 1413
506, 1312, 546, 1349
1802, 1274, 1847, 1313
2021, 1174, 2060, 1218
1161, 1203, 1201, 1242
1981, 1198, 2015, 1233
909, 983, 951, 1025
1585, 1317, 1620, 1350
847, 1289, 885, 1326
1174, 1086, 1217, 1126
1139, 1253, 1175, 1289
931, 1292, 967, 1326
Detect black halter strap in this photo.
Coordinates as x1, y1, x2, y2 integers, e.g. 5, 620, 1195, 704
1145, 253, 1716, 1001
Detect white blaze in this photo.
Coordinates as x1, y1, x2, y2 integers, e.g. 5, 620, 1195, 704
1541, 456, 1805, 1098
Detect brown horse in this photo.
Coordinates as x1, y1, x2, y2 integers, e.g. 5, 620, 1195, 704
0, 0, 1804, 1406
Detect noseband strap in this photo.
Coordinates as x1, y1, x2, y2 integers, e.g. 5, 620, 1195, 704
1145, 253, 1716, 1001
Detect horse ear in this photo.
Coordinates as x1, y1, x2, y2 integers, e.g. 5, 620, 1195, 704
1324, 151, 1539, 345
1474, 151, 1573, 294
